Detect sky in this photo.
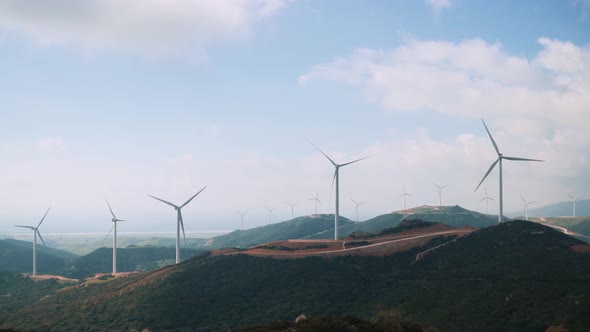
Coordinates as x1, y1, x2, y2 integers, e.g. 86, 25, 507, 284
1, 0, 590, 234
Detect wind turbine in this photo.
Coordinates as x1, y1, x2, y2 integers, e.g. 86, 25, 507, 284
309, 192, 321, 215
475, 119, 543, 223
148, 186, 207, 264
234, 210, 247, 230
521, 196, 535, 221
434, 183, 448, 207
103, 200, 125, 274
308, 140, 371, 240
568, 194, 582, 217
480, 187, 494, 214
265, 206, 274, 224
400, 185, 413, 211
14, 206, 51, 276
351, 199, 366, 222
285, 201, 296, 219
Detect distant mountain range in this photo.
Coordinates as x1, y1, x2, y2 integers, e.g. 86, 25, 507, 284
509, 198, 590, 218
1, 220, 588, 331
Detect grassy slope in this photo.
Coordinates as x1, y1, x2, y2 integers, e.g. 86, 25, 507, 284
3, 221, 590, 331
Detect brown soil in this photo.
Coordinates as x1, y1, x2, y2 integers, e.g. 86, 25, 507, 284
570, 244, 590, 254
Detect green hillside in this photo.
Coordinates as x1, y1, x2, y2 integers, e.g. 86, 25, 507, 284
2, 220, 589, 331
0, 239, 79, 275
307, 205, 499, 239
205, 214, 355, 249
529, 216, 590, 239
62, 246, 204, 279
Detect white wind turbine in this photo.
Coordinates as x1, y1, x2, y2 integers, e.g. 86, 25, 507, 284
308, 140, 371, 240
148, 186, 207, 264
265, 206, 274, 224
400, 185, 413, 211
14, 206, 51, 276
481, 187, 494, 214
568, 194, 582, 217
521, 196, 535, 221
309, 192, 321, 215
285, 201, 296, 219
103, 200, 125, 274
234, 210, 247, 230
434, 183, 448, 207
475, 119, 543, 223
351, 199, 367, 222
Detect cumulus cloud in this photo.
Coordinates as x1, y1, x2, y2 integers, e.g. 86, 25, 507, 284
299, 37, 590, 209
0, 0, 290, 58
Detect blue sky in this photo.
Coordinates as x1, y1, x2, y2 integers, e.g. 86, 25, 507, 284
1, 0, 589, 234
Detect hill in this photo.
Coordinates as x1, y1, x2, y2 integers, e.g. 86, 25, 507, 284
204, 214, 355, 249
305, 205, 499, 239
0, 239, 79, 275
2, 220, 590, 331
516, 199, 590, 218
62, 246, 204, 279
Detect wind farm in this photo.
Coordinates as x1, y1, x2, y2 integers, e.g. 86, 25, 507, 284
1, 2, 589, 331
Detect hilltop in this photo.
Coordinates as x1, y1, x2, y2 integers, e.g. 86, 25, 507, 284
0, 239, 79, 275
2, 220, 590, 331
514, 199, 590, 218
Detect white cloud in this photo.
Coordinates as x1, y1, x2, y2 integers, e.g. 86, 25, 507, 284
0, 0, 291, 59
299, 37, 590, 211
425, 0, 452, 14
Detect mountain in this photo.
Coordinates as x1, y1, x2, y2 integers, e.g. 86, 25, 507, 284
206, 206, 498, 249
62, 246, 204, 279
2, 220, 589, 331
529, 216, 590, 238
305, 205, 499, 239
204, 214, 355, 249
513, 199, 590, 218
0, 239, 79, 275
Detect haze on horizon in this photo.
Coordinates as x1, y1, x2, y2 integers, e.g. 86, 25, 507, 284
1, 0, 589, 234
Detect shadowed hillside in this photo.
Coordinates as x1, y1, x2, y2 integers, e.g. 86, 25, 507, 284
2, 220, 590, 331
0, 239, 78, 275
62, 246, 204, 279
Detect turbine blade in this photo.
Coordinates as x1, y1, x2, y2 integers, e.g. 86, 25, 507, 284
568, 194, 574, 200
148, 195, 178, 208
503, 156, 543, 162
475, 159, 499, 192
99, 224, 115, 247
106, 200, 117, 219
481, 119, 500, 155
181, 186, 207, 208
442, 185, 448, 189
434, 183, 440, 189
36, 229, 46, 247
530, 201, 536, 204
340, 155, 372, 167
329, 170, 337, 204
360, 201, 367, 205
14, 225, 34, 229
306, 139, 337, 166
179, 212, 186, 244
37, 206, 51, 228
351, 199, 358, 205
521, 196, 526, 203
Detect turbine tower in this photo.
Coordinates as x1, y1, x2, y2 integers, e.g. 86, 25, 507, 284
480, 187, 494, 214
265, 206, 274, 224
308, 140, 370, 240
14, 206, 51, 276
351, 199, 366, 222
103, 200, 125, 274
521, 196, 535, 221
400, 185, 413, 211
309, 192, 320, 215
285, 201, 296, 219
148, 186, 207, 264
234, 210, 247, 230
568, 194, 582, 217
475, 119, 543, 223
434, 183, 448, 207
